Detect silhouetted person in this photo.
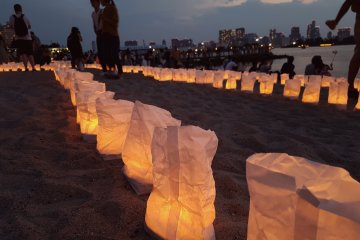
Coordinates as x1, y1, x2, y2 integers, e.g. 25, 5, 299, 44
281, 56, 296, 79
67, 27, 84, 71
91, 0, 107, 74
326, 0, 360, 98
9, 4, 36, 71
249, 61, 258, 72
0, 33, 9, 64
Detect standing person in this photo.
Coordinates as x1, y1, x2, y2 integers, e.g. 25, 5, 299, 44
67, 27, 84, 71
280, 56, 296, 79
30, 31, 42, 65
100, 0, 122, 78
90, 0, 107, 74
0, 33, 9, 64
326, 0, 360, 98
9, 4, 36, 71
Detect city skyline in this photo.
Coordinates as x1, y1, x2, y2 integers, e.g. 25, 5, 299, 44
0, 0, 357, 49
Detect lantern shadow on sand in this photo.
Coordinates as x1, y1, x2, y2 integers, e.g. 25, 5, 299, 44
246, 153, 360, 240
146, 125, 218, 240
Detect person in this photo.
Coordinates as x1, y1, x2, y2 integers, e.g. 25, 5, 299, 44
90, 0, 107, 74
249, 61, 258, 72
280, 56, 296, 79
9, 4, 36, 71
67, 27, 84, 71
258, 60, 272, 74
326, 0, 360, 98
305, 55, 333, 76
30, 31, 42, 65
0, 33, 9, 64
225, 58, 238, 71
100, 0, 122, 78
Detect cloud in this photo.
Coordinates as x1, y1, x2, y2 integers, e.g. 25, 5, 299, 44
259, 0, 319, 4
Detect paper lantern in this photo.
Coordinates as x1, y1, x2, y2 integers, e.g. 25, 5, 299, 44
186, 69, 196, 83
294, 75, 307, 86
328, 81, 349, 107
308, 75, 322, 85
145, 125, 218, 240
302, 81, 321, 104
159, 68, 173, 81
336, 77, 347, 83
228, 71, 242, 80
246, 153, 360, 240
70, 80, 105, 107
76, 90, 108, 137
96, 94, 134, 159
284, 79, 301, 100
354, 78, 360, 91
259, 75, 274, 95
321, 76, 335, 87
203, 70, 215, 84
226, 77, 237, 90
270, 73, 278, 84
241, 75, 256, 93
280, 73, 289, 85
213, 71, 224, 89
122, 101, 181, 195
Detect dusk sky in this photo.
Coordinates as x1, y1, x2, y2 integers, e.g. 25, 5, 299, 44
0, 0, 356, 50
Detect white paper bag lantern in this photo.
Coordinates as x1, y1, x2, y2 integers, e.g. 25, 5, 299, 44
259, 75, 274, 95
336, 77, 347, 83
145, 125, 218, 240
284, 79, 301, 100
302, 81, 321, 104
195, 70, 206, 84
96, 94, 134, 158
293, 75, 307, 87
321, 76, 335, 87
328, 81, 349, 107
225, 77, 237, 90
159, 68, 173, 81
241, 75, 256, 93
186, 69, 196, 83
228, 71, 242, 80
204, 70, 215, 84
122, 101, 181, 195
269, 73, 278, 84
213, 71, 224, 89
76, 90, 108, 136
280, 73, 289, 85
71, 80, 105, 107
247, 153, 360, 240
308, 75, 322, 85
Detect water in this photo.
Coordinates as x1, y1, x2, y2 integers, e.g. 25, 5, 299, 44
271, 45, 356, 78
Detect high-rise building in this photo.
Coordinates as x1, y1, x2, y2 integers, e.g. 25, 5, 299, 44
171, 38, 193, 49
124, 40, 138, 47
269, 29, 276, 43
273, 32, 286, 48
289, 27, 301, 43
337, 27, 351, 41
0, 22, 15, 46
218, 28, 245, 46
307, 20, 321, 40
243, 33, 258, 44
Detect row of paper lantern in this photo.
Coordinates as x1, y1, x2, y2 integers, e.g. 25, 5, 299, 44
51, 62, 218, 240
123, 65, 360, 110
53, 63, 359, 240
3, 61, 358, 239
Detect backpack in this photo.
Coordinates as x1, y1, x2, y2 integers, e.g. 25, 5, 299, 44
13, 14, 28, 37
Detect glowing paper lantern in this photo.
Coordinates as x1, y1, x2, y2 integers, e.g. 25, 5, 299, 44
195, 70, 206, 84
186, 69, 196, 83
226, 77, 237, 90
328, 81, 349, 108
204, 70, 215, 84
159, 68, 173, 81
294, 75, 307, 86
96, 94, 134, 159
241, 75, 256, 93
308, 75, 322, 85
145, 125, 218, 240
270, 73, 278, 84
70, 80, 105, 107
122, 101, 181, 195
259, 75, 274, 95
302, 81, 321, 104
280, 73, 289, 85
213, 71, 224, 89
321, 76, 335, 87
247, 153, 360, 240
284, 79, 301, 100
76, 90, 108, 138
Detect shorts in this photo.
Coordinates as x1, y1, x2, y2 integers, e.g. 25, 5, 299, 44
16, 39, 33, 55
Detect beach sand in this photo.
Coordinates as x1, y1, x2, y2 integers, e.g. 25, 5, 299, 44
0, 70, 359, 239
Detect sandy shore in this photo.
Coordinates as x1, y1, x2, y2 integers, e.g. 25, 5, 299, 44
0, 70, 359, 239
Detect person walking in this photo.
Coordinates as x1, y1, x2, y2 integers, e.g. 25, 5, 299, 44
326, 0, 360, 98
90, 0, 107, 74
100, 0, 122, 79
0, 33, 9, 64
9, 4, 36, 71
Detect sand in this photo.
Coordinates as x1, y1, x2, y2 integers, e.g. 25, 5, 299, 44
0, 69, 359, 240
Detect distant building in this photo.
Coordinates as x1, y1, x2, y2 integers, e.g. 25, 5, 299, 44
171, 38, 193, 49
269, 29, 276, 43
218, 28, 245, 46
243, 33, 258, 44
337, 27, 351, 41
161, 39, 167, 47
307, 20, 321, 40
198, 41, 216, 49
289, 27, 301, 43
124, 40, 138, 47
273, 32, 286, 47
0, 22, 14, 46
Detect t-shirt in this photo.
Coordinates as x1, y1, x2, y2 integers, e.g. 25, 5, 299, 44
92, 9, 103, 35
9, 13, 32, 40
